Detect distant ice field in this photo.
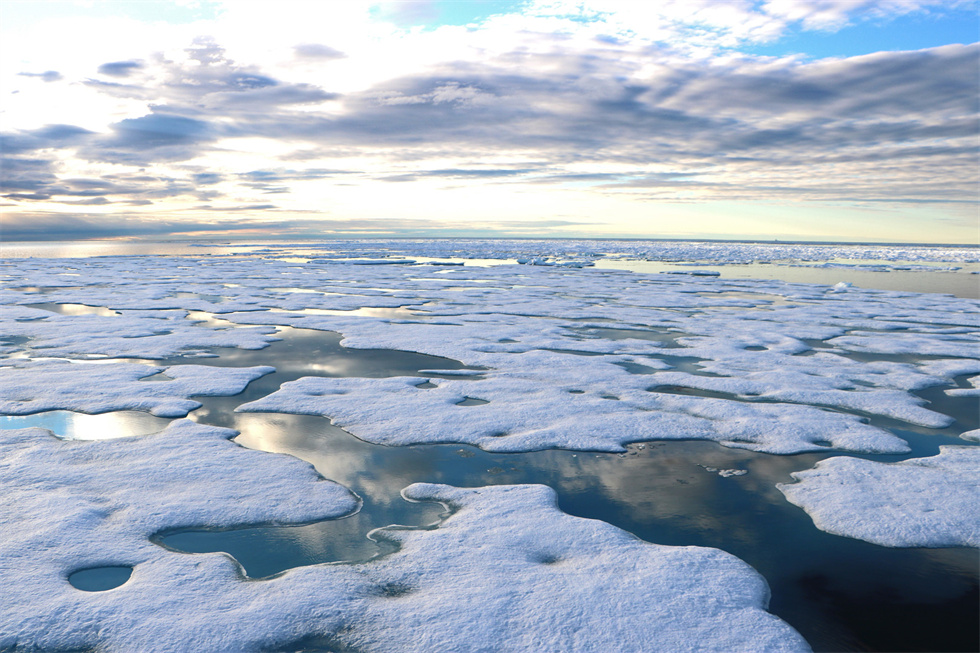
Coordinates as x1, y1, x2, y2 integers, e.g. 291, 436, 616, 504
0, 239, 977, 652
1, 238, 978, 297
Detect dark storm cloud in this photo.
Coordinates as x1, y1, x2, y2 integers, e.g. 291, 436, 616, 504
97, 60, 144, 77
17, 70, 62, 82
294, 43, 346, 59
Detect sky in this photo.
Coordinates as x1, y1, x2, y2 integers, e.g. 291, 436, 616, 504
0, 0, 977, 244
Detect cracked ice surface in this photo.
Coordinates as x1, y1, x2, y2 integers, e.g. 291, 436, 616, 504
778, 447, 980, 547
0, 359, 274, 417
0, 426, 808, 651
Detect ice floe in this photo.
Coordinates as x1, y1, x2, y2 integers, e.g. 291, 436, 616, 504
237, 367, 910, 454
349, 483, 810, 652
0, 359, 273, 417
3, 253, 977, 455
778, 446, 980, 548
0, 304, 279, 359
0, 429, 809, 652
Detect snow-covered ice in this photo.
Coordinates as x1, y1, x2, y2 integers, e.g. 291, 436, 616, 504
348, 483, 810, 652
778, 446, 980, 547
2, 254, 977, 455
237, 369, 910, 454
0, 428, 809, 653
0, 359, 273, 417
1, 241, 977, 651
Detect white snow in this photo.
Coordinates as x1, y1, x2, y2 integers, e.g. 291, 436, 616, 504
4, 252, 976, 455
237, 370, 910, 454
0, 359, 273, 417
778, 446, 980, 547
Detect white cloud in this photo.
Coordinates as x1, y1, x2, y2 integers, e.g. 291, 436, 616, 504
0, 0, 975, 242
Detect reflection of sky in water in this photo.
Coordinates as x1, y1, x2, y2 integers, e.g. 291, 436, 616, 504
1, 306, 977, 651
596, 260, 980, 299
0, 410, 171, 440
207, 406, 978, 652
25, 302, 120, 317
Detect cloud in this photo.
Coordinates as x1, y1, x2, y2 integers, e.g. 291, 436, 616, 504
17, 70, 62, 82
0, 212, 590, 242
109, 114, 213, 148
1, 4, 975, 239
1, 166, 208, 206
97, 60, 145, 77
77, 114, 216, 165
761, 0, 974, 31
294, 43, 346, 59
0, 157, 59, 195
0, 124, 94, 155
195, 203, 278, 211
192, 172, 224, 185
11, 39, 978, 210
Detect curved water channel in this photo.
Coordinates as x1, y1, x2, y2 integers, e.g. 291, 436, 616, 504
3, 312, 978, 653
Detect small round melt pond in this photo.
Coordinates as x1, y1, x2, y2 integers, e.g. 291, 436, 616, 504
68, 566, 133, 592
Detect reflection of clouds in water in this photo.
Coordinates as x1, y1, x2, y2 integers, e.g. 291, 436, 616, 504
528, 442, 831, 549
0, 410, 170, 440
232, 412, 436, 508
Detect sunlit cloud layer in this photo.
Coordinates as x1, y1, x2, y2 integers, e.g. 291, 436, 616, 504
1, 0, 977, 242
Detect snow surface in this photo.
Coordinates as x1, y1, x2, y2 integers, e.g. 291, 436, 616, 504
778, 446, 980, 547
0, 303, 279, 359
0, 359, 273, 417
0, 426, 808, 652
3, 253, 977, 454
237, 370, 909, 454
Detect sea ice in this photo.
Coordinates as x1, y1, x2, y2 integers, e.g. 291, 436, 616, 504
0, 430, 810, 653
237, 369, 910, 454
0, 359, 273, 417
0, 305, 280, 359
777, 446, 980, 547
3, 243, 975, 650
4, 253, 976, 455
348, 483, 810, 652
0, 420, 359, 651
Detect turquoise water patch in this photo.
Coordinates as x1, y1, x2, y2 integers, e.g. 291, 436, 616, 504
68, 566, 133, 592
